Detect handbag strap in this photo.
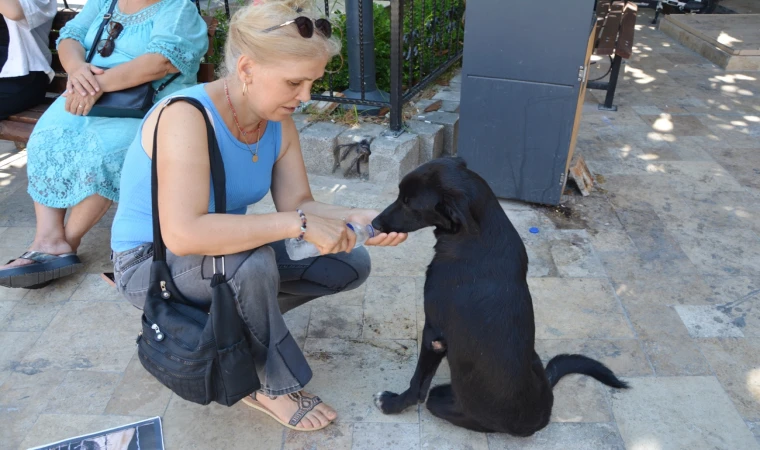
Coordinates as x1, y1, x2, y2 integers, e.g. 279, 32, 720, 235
86, 0, 118, 64
85, 0, 180, 94
151, 97, 227, 264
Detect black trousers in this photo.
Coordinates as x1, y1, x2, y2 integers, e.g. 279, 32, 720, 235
0, 71, 49, 119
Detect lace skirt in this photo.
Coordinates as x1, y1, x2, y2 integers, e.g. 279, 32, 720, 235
26, 96, 141, 208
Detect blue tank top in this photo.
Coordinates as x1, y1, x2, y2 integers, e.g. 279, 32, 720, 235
110, 83, 282, 252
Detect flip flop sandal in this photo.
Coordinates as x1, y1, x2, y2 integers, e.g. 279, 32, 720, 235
242, 391, 333, 432
0, 251, 83, 289
101, 272, 116, 288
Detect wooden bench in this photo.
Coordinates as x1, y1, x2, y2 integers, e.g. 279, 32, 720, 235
586, 0, 638, 111
0, 9, 218, 146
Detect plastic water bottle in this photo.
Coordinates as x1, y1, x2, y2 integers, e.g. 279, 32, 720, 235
285, 223, 377, 261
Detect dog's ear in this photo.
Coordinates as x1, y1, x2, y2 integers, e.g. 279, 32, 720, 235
438, 192, 480, 234
449, 156, 467, 169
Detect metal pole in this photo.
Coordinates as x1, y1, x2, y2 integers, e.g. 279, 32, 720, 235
389, 0, 403, 132
599, 54, 622, 111
343, 0, 389, 114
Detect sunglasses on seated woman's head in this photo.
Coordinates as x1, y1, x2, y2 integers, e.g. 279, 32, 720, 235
262, 16, 332, 38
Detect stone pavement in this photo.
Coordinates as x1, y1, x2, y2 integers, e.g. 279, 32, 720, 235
1, 8, 760, 450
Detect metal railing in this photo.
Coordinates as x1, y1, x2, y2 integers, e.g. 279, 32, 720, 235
311, 0, 465, 133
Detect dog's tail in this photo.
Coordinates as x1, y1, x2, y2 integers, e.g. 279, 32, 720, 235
545, 354, 629, 389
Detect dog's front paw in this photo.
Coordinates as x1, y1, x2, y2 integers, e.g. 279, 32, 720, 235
374, 391, 408, 414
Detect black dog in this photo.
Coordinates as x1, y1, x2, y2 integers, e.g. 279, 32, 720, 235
371, 157, 628, 436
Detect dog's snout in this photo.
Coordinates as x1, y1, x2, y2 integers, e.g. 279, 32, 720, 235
371, 217, 386, 233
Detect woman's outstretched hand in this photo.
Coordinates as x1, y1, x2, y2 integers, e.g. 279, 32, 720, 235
345, 209, 408, 247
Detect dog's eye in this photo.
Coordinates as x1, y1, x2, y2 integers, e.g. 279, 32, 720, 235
402, 196, 410, 205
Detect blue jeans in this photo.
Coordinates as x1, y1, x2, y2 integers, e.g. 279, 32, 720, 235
112, 240, 371, 396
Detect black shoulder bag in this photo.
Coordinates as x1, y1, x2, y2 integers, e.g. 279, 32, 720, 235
83, 0, 180, 118
136, 97, 261, 406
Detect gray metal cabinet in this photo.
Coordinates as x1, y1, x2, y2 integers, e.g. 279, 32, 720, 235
457, 0, 597, 205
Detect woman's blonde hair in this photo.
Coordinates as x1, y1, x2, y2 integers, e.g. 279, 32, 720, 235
223, 0, 341, 75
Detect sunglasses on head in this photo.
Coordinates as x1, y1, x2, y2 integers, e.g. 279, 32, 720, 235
262, 16, 332, 38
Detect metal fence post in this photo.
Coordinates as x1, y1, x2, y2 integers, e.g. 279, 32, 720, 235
389, 0, 404, 132
343, 0, 388, 114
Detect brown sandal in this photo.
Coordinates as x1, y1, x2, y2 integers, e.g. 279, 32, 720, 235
242, 391, 332, 431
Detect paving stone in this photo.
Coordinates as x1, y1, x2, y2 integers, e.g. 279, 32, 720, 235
300, 121, 347, 176
536, 339, 653, 378
487, 422, 625, 450
705, 276, 760, 338
303, 338, 419, 423
0, 301, 14, 322
46, 371, 121, 415
76, 227, 113, 274
674, 305, 745, 338
413, 111, 459, 156
612, 376, 760, 450
18, 302, 140, 373
19, 414, 149, 450
0, 226, 34, 248
623, 302, 712, 376
750, 422, 760, 446
362, 277, 416, 340
699, 338, 760, 421
283, 303, 312, 347
612, 276, 715, 308
528, 278, 634, 340
0, 331, 40, 373
550, 374, 612, 423
162, 395, 284, 449
419, 407, 489, 450
309, 302, 363, 339
22, 271, 87, 302
352, 423, 419, 450
0, 297, 66, 332
405, 120, 444, 163
366, 228, 435, 277
283, 421, 353, 450
547, 230, 606, 278
0, 406, 38, 449
368, 132, 420, 183
70, 273, 124, 302
0, 370, 62, 423
105, 352, 173, 417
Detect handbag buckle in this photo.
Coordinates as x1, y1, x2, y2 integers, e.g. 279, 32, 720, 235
103, 13, 112, 19
212, 256, 225, 276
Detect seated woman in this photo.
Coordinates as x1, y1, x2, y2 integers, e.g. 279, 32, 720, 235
0, 0, 208, 288
110, 0, 406, 431
0, 0, 57, 118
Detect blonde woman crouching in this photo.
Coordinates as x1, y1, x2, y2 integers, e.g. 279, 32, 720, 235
109, 0, 407, 431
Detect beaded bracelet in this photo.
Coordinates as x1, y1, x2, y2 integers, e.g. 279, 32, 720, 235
296, 209, 307, 241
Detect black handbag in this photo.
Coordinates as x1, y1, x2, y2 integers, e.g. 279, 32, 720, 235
83, 0, 179, 118
136, 96, 262, 406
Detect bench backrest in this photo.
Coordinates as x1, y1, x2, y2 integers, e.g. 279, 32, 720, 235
46, 9, 218, 94
594, 0, 637, 59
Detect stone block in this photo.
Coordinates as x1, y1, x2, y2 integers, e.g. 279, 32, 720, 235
414, 111, 459, 156
334, 123, 386, 179
291, 113, 314, 132
368, 132, 420, 183
299, 122, 347, 176
405, 120, 444, 163
432, 88, 461, 102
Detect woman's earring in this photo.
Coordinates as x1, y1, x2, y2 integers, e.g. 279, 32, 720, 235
242, 82, 248, 96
